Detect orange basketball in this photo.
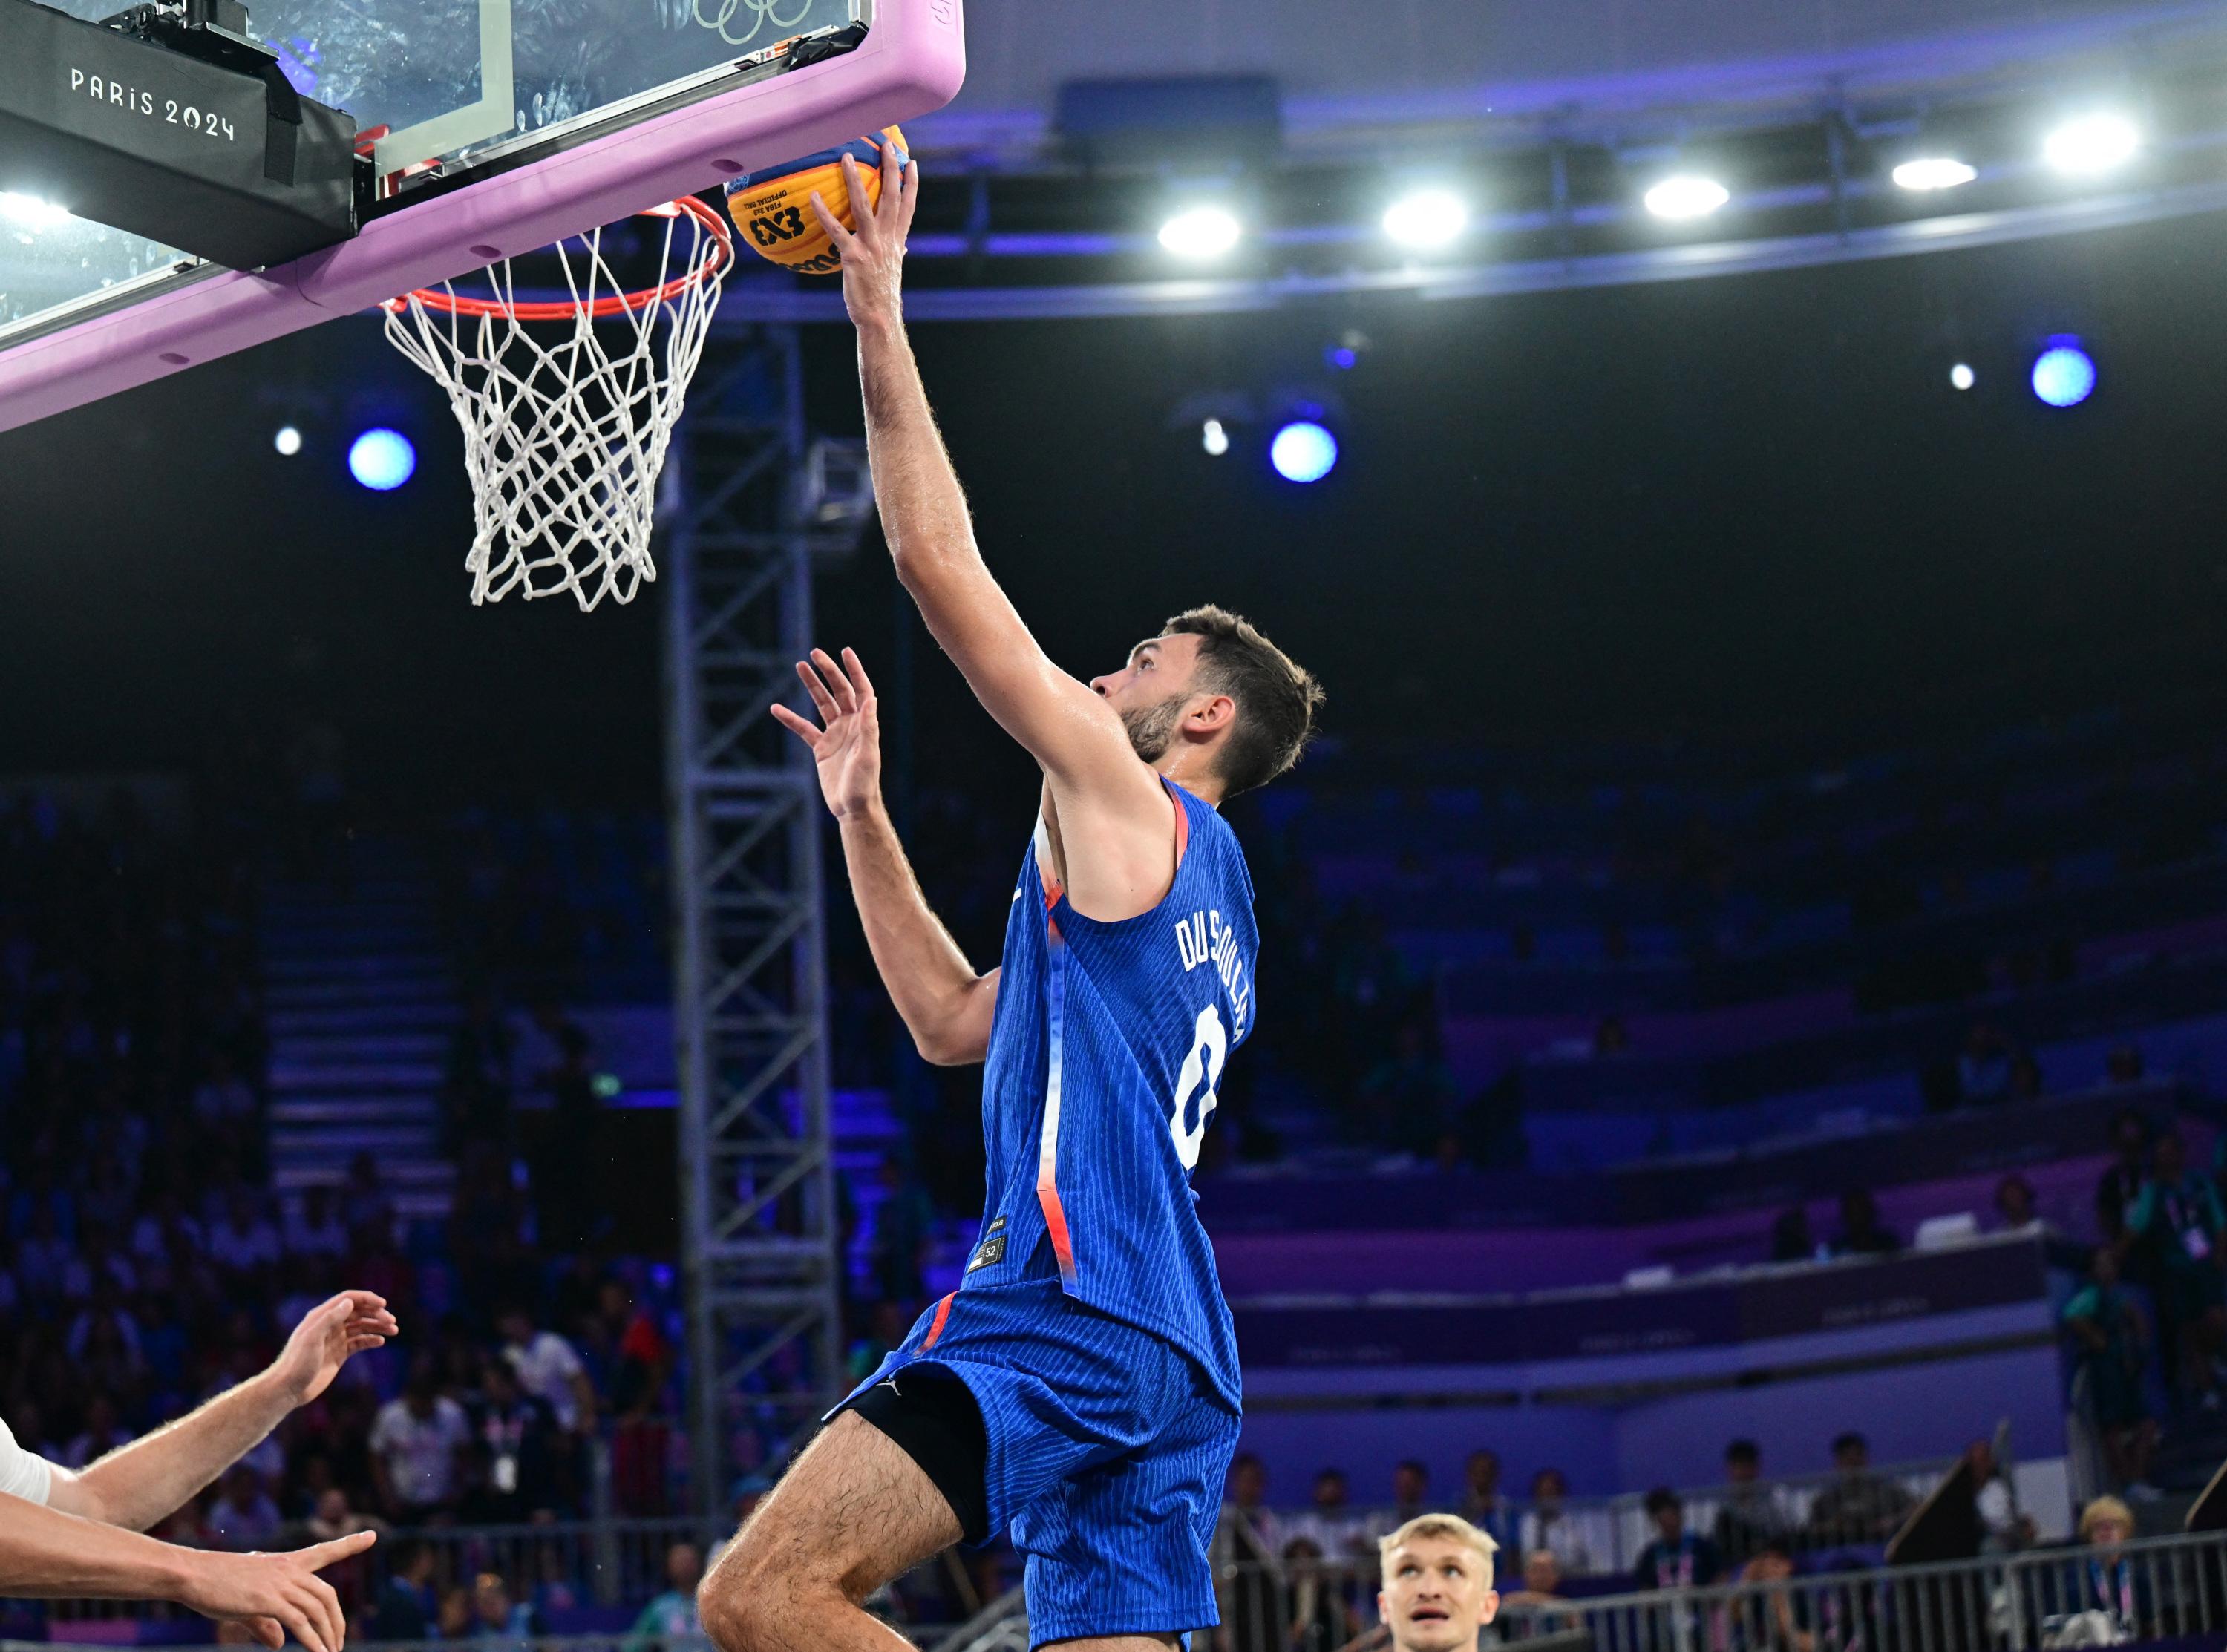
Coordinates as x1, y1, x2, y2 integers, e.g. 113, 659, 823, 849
722, 127, 909, 274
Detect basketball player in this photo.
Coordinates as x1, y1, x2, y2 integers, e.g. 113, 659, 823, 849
0, 1290, 395, 1651
1376, 1517, 1502, 1652
697, 149, 1321, 1652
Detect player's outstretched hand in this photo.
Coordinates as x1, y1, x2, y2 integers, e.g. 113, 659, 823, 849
809, 146, 917, 333
269, 1291, 398, 1406
773, 647, 883, 821
177, 1532, 374, 1652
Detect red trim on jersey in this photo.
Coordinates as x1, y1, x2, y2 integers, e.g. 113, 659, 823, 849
920, 1292, 955, 1351
1165, 778, 1191, 868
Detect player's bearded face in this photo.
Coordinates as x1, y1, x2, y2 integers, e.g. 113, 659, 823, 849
1119, 694, 1189, 762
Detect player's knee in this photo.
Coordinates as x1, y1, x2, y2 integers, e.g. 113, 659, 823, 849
699, 1534, 834, 1652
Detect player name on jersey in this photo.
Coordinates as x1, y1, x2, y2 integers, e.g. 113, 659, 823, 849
1173, 906, 1252, 1039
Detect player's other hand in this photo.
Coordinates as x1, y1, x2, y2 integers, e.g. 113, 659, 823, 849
269, 1291, 398, 1406
177, 1532, 374, 1652
773, 647, 883, 821
810, 148, 917, 333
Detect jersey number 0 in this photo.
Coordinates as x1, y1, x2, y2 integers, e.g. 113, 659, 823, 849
1169, 1004, 1228, 1170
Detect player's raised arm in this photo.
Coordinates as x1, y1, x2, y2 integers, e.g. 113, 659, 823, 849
773, 646, 998, 1065
809, 154, 1165, 824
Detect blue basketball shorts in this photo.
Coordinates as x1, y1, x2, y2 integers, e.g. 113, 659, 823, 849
833, 1272, 1241, 1648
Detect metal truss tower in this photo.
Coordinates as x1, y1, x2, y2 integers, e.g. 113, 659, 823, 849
664, 322, 872, 1514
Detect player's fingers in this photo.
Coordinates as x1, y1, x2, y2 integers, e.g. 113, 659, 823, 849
344, 1334, 385, 1354
811, 647, 857, 712
878, 139, 903, 226
340, 1290, 388, 1314
305, 1574, 344, 1652
895, 158, 920, 235
769, 704, 822, 747
841, 646, 875, 700
795, 659, 841, 721
278, 1603, 328, 1652
247, 1618, 284, 1649
805, 191, 857, 253
840, 154, 874, 232
302, 1532, 378, 1567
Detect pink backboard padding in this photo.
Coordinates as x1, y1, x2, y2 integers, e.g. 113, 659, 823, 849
0, 0, 966, 432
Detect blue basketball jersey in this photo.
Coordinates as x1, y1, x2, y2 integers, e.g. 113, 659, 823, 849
964, 775, 1256, 1409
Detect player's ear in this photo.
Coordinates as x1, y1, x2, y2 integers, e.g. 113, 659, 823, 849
1186, 692, 1236, 733
1377, 1590, 1391, 1625
1478, 1589, 1500, 1626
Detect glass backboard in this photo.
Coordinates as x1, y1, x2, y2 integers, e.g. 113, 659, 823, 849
0, 0, 961, 433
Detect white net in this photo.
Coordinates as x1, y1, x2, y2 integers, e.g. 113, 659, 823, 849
382, 203, 730, 611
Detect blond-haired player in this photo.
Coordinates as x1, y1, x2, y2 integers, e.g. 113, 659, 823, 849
1376, 1515, 1500, 1652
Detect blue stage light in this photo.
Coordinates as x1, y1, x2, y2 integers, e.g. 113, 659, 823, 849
348, 427, 416, 491
1269, 421, 1338, 484
2030, 341, 2096, 408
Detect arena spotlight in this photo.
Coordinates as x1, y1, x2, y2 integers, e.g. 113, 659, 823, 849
1381, 189, 1469, 250
1893, 157, 1978, 191
0, 191, 71, 229
2030, 339, 2097, 407
1157, 205, 1241, 260
347, 427, 417, 490
1644, 176, 1730, 220
1201, 418, 1230, 457
2044, 114, 2139, 176
273, 425, 304, 456
1269, 420, 1338, 484
1949, 364, 1976, 392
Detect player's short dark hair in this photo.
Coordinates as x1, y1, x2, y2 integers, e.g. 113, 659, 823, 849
1162, 606, 1324, 797
1644, 1487, 1680, 1516
1832, 1431, 1868, 1456
1727, 1439, 1760, 1464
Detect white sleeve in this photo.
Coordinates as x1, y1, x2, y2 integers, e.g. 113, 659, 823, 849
546, 1334, 584, 1380
0, 1416, 55, 1507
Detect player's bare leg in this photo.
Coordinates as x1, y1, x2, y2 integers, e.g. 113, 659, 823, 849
699, 1413, 961, 1652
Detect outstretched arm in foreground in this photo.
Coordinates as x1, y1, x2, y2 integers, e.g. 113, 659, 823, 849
0, 1492, 372, 1652
774, 646, 998, 1065
49, 1291, 395, 1533
810, 154, 1177, 915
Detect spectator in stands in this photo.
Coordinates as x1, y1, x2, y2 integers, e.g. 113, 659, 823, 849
1498, 1549, 1580, 1636
2096, 1107, 2151, 1245
1827, 1190, 1900, 1258
1281, 1536, 1355, 1652
1956, 1023, 2014, 1104
866, 1154, 935, 1307
369, 1357, 471, 1521
1992, 1174, 2040, 1232
1358, 1019, 1462, 1158
623, 1542, 704, 1652
436, 1584, 474, 1639
1713, 1440, 1793, 1567
283, 1188, 350, 1262
1770, 1207, 1816, 1264
445, 989, 517, 1153
1387, 1459, 1431, 1530
471, 1569, 541, 1650
1738, 1541, 1867, 1652
1805, 1432, 1913, 1546
496, 1305, 595, 1443
1292, 1467, 1369, 1563
208, 1190, 282, 1281
2057, 1496, 2148, 1643
2123, 1127, 2227, 1408
2063, 1247, 2159, 1490
465, 1359, 563, 1523
1961, 1439, 2033, 1554
206, 1463, 283, 1551
341, 1152, 395, 1244
1459, 1449, 1515, 1552
1213, 1453, 1283, 1652
1517, 1468, 1594, 1576
1635, 1488, 1722, 1591
365, 1537, 439, 1642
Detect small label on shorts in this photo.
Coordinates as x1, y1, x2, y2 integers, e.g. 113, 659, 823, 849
967, 1234, 1007, 1271
987, 1215, 1007, 1234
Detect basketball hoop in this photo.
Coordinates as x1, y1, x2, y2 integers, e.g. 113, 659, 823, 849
382, 196, 734, 611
